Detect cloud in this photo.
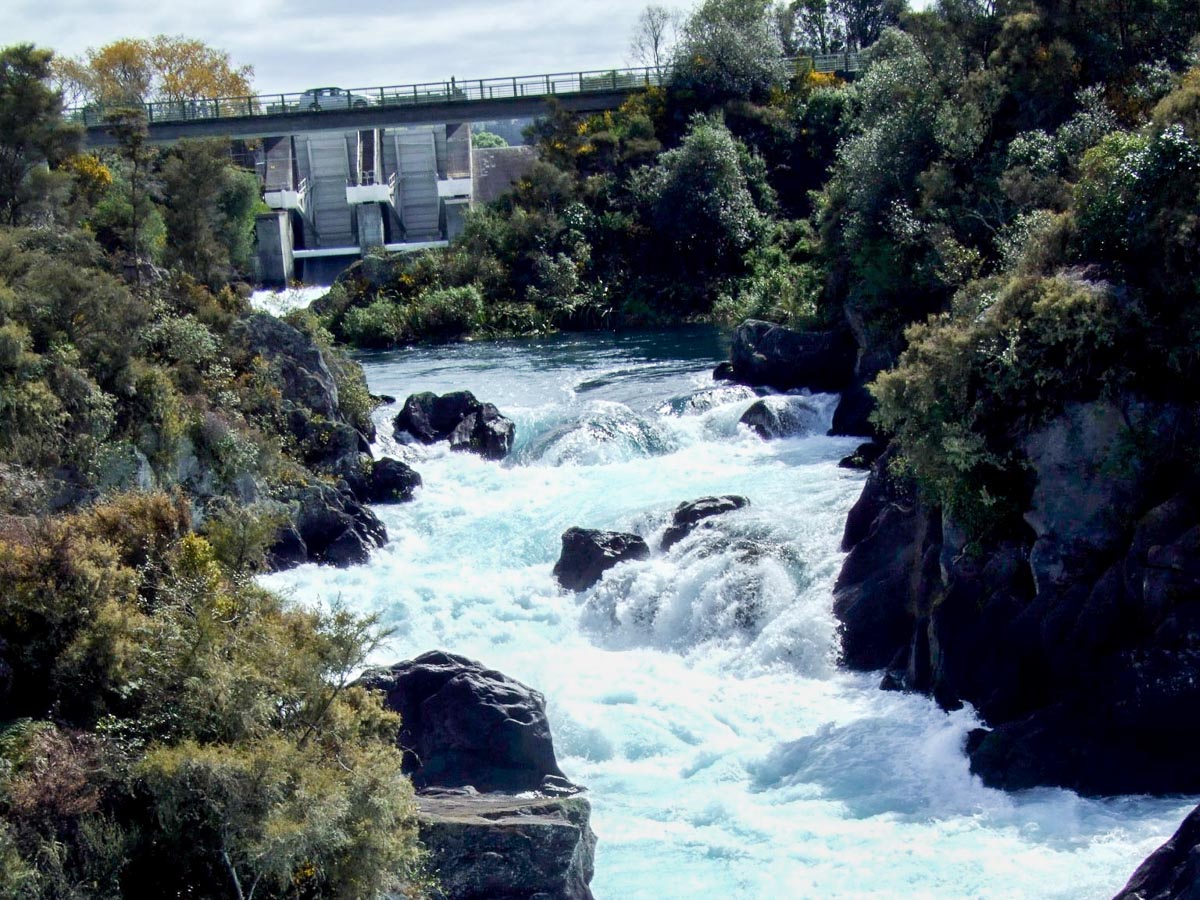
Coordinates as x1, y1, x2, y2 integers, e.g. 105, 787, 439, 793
11, 0, 694, 94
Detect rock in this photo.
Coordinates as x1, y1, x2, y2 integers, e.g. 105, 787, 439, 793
968, 648, 1200, 795
838, 442, 883, 471
336, 454, 423, 505
830, 380, 877, 437
833, 502, 936, 671
1113, 805, 1200, 900
368, 457, 423, 503
712, 361, 736, 382
395, 391, 515, 460
739, 395, 828, 439
232, 313, 340, 420
268, 481, 387, 570
729, 320, 856, 393
418, 792, 596, 900
1021, 399, 1166, 595
357, 651, 573, 794
553, 528, 650, 591
661, 495, 749, 551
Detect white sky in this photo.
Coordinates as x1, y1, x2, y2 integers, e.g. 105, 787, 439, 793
8, 0, 697, 95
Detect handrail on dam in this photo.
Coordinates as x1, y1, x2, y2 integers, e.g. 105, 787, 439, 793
65, 53, 861, 128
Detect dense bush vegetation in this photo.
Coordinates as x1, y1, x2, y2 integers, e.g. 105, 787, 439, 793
0, 42, 427, 895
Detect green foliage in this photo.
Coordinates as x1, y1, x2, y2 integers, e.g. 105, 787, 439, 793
160, 139, 259, 288
872, 273, 1134, 534
633, 114, 768, 307
471, 130, 509, 148
0, 495, 428, 896
0, 45, 82, 226
670, 0, 788, 106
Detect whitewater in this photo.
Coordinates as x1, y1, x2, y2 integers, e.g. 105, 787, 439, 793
260, 328, 1193, 899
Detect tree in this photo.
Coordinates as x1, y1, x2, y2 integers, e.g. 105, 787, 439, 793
0, 44, 81, 225
101, 109, 161, 279
160, 139, 260, 287
671, 0, 788, 105
780, 0, 847, 54
634, 114, 768, 300
630, 4, 681, 72
56, 35, 253, 109
833, 0, 907, 49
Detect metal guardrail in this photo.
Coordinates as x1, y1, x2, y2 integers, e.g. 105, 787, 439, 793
65, 54, 862, 128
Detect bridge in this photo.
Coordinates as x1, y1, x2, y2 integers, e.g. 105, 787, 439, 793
69, 54, 861, 285
70, 53, 862, 146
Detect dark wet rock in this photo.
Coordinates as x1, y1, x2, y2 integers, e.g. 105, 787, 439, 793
1113, 804, 1200, 900
831, 380, 877, 437
418, 792, 596, 900
739, 396, 827, 439
553, 528, 650, 591
232, 313, 340, 419
712, 361, 736, 382
395, 391, 515, 460
834, 398, 1200, 793
838, 442, 883, 471
968, 647, 1200, 795
336, 454, 423, 505
267, 481, 386, 570
661, 495, 749, 551
729, 320, 856, 393
357, 650, 573, 794
367, 457, 422, 503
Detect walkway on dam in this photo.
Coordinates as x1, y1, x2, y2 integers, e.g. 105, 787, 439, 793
71, 53, 863, 146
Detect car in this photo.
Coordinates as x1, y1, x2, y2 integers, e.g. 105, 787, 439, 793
299, 87, 371, 111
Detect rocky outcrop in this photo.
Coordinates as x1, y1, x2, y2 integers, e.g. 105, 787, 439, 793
336, 454, 422, 505
739, 395, 827, 439
833, 399, 1200, 794
1113, 805, 1200, 900
553, 528, 651, 591
357, 651, 574, 794
233, 313, 341, 420
661, 496, 749, 551
729, 320, 856, 393
267, 481, 386, 569
358, 651, 595, 900
395, 391, 515, 460
418, 792, 595, 900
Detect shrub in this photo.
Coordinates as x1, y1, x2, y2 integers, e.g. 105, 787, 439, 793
872, 272, 1134, 536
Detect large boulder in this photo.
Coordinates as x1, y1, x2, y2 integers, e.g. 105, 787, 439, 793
395, 391, 515, 460
356, 651, 574, 794
232, 313, 340, 420
553, 528, 650, 591
267, 482, 387, 570
661, 496, 749, 551
1113, 805, 1200, 900
367, 457, 423, 503
739, 395, 829, 439
418, 792, 596, 900
729, 320, 856, 393
336, 454, 423, 505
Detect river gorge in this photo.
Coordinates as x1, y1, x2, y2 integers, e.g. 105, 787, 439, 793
260, 327, 1194, 899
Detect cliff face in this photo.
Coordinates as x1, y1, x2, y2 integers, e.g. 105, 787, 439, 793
834, 398, 1200, 794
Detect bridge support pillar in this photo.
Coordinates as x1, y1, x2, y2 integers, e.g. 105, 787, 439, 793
255, 210, 294, 286
356, 202, 386, 252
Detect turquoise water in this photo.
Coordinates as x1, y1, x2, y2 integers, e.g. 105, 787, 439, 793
261, 330, 1192, 899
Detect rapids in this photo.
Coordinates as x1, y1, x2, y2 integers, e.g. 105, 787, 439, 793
261, 329, 1193, 899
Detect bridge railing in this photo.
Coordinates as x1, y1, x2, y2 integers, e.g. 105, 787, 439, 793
66, 54, 861, 128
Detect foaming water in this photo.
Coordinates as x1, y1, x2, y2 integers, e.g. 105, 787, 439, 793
263, 329, 1192, 899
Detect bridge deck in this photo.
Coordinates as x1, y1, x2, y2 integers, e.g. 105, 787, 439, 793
73, 53, 862, 147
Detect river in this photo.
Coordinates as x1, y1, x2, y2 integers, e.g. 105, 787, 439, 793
260, 328, 1192, 899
